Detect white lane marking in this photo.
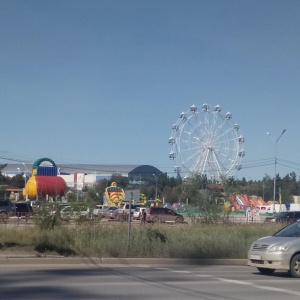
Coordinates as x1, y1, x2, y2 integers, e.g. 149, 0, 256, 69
136, 267, 300, 296
173, 270, 191, 273
216, 278, 254, 286
217, 278, 300, 296
255, 285, 300, 296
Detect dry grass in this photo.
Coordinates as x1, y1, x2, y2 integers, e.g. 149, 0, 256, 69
0, 221, 285, 258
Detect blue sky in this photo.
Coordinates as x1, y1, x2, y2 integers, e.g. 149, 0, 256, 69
1, 0, 300, 180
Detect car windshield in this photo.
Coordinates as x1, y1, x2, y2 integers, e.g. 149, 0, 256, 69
108, 207, 117, 211
274, 221, 300, 237
96, 205, 105, 209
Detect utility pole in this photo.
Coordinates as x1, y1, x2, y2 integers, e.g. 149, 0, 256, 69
267, 129, 286, 215
153, 174, 158, 199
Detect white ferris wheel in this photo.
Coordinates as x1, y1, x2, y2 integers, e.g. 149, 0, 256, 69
169, 104, 245, 182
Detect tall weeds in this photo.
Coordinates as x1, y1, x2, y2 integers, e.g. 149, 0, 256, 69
0, 222, 284, 258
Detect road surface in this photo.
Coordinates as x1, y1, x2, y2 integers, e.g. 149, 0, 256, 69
0, 263, 300, 299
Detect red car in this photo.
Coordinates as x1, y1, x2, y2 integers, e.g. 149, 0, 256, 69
145, 207, 184, 223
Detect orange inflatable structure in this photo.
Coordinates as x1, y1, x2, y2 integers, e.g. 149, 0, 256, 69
230, 194, 267, 211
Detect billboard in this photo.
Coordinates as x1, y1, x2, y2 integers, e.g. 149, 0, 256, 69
74, 172, 85, 190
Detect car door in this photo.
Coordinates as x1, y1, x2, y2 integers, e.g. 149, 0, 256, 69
156, 208, 166, 222
165, 208, 177, 222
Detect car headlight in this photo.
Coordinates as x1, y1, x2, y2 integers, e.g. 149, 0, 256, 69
268, 244, 289, 252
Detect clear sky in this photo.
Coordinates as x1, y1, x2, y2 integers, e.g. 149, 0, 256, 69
1, 0, 300, 180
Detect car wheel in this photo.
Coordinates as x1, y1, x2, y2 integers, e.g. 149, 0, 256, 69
152, 216, 159, 223
0, 212, 8, 221
257, 267, 275, 275
115, 214, 121, 221
290, 254, 300, 278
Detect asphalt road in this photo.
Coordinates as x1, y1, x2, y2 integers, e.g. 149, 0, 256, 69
1, 263, 300, 300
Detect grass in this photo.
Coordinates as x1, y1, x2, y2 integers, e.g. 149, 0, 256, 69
0, 222, 285, 259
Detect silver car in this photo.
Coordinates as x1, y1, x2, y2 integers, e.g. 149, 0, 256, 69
93, 205, 109, 217
248, 220, 300, 277
60, 205, 90, 220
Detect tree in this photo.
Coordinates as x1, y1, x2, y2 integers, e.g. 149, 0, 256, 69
0, 164, 8, 185
109, 173, 129, 189
10, 174, 26, 188
181, 173, 203, 206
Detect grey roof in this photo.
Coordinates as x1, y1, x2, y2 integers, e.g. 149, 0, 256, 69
1, 163, 141, 175
57, 164, 139, 174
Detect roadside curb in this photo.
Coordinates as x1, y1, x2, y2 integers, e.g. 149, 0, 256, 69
0, 256, 248, 266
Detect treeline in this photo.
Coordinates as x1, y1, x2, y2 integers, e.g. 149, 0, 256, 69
85, 171, 300, 206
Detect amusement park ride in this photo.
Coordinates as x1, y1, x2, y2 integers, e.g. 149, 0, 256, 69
169, 103, 245, 182
24, 103, 247, 207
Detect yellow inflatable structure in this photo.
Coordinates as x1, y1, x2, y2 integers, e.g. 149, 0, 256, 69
104, 182, 125, 206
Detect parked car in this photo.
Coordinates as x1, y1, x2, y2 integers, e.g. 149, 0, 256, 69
118, 204, 141, 214
113, 204, 142, 221
145, 207, 185, 223
0, 199, 16, 220
93, 205, 109, 217
15, 202, 33, 218
248, 220, 300, 277
60, 205, 90, 220
265, 211, 300, 223
104, 206, 119, 219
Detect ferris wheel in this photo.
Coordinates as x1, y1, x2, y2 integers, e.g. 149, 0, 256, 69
169, 104, 245, 182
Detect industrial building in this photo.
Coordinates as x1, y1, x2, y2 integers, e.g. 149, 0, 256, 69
2, 163, 163, 189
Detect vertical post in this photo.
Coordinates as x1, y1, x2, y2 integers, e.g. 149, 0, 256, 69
128, 191, 133, 250
273, 151, 277, 214
139, 174, 142, 189
279, 187, 282, 212
267, 129, 286, 215
153, 174, 158, 199
22, 162, 29, 201
23, 174, 28, 201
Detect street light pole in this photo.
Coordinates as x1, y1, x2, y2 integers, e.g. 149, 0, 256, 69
152, 174, 158, 199
267, 129, 286, 215
21, 162, 29, 201
23, 173, 28, 201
